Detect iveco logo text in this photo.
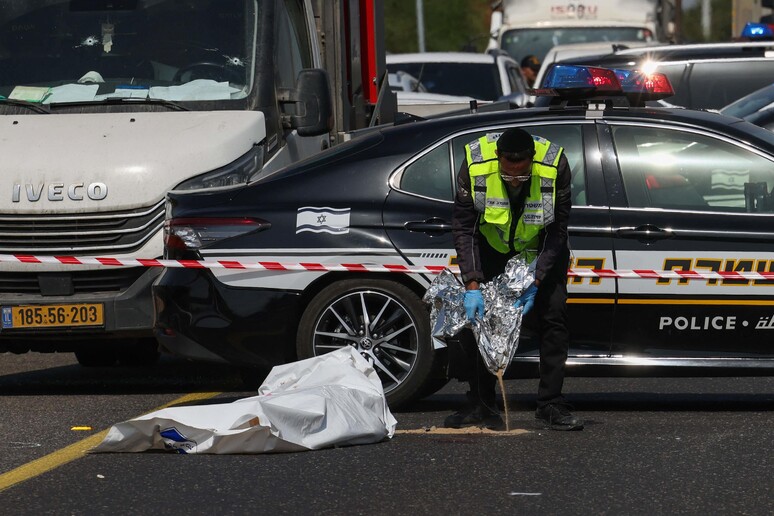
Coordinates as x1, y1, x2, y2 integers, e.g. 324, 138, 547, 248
12, 183, 108, 202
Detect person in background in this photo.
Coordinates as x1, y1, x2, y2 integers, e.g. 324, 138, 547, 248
446, 127, 583, 431
520, 55, 541, 88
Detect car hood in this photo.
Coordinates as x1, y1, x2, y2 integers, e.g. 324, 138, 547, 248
0, 110, 265, 214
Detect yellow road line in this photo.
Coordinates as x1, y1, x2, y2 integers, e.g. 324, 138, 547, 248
0, 391, 221, 494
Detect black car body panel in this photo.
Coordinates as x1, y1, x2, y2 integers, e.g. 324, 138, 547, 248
155, 101, 774, 405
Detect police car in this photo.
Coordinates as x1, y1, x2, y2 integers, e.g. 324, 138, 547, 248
155, 65, 774, 407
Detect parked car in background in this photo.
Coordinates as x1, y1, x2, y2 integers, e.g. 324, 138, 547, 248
155, 66, 774, 408
554, 41, 774, 110
388, 71, 426, 93
721, 83, 774, 131
386, 51, 530, 107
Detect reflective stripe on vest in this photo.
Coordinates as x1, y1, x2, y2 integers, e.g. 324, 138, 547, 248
465, 133, 562, 254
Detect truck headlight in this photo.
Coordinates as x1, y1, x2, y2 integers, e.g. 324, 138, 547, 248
173, 145, 264, 191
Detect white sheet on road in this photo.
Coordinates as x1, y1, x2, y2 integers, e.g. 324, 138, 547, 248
92, 347, 397, 454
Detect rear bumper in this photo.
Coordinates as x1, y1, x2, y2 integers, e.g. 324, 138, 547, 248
153, 268, 303, 369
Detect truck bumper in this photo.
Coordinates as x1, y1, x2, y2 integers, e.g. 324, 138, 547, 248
0, 267, 161, 352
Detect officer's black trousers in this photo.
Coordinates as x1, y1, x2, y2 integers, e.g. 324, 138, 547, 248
457, 244, 571, 410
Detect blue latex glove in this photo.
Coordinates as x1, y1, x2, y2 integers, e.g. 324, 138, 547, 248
463, 289, 485, 322
514, 283, 538, 315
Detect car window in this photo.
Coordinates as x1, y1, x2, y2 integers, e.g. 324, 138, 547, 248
399, 142, 454, 201
450, 124, 587, 206
385, 62, 501, 101
275, 0, 312, 91
505, 64, 525, 95
721, 83, 774, 118
612, 125, 774, 212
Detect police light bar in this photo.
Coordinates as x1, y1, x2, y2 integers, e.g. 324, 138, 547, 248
613, 69, 674, 102
536, 65, 622, 98
741, 22, 774, 39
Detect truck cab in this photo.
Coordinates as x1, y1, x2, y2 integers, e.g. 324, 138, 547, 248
0, 0, 342, 365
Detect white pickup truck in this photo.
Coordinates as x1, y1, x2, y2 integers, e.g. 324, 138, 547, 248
0, 0, 387, 366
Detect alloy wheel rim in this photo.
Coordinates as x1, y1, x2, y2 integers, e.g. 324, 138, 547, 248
312, 290, 419, 394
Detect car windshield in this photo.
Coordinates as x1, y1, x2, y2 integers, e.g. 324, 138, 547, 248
501, 26, 653, 63
386, 62, 501, 101
0, 0, 258, 104
721, 83, 774, 119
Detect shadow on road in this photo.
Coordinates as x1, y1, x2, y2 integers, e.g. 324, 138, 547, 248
0, 355, 246, 396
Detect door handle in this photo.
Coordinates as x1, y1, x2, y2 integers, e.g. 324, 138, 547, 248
616, 224, 675, 241
404, 218, 452, 234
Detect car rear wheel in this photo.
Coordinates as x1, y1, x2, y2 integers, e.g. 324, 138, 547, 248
297, 279, 435, 409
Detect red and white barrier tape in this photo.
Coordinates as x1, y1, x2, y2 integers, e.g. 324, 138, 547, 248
1, 254, 774, 280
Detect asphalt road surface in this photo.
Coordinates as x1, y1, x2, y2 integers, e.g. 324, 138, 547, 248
1, 351, 772, 515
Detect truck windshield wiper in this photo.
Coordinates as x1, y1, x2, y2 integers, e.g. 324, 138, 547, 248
51, 97, 190, 111
0, 98, 51, 114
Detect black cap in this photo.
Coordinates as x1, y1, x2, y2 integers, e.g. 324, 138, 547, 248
496, 128, 535, 160
521, 54, 541, 72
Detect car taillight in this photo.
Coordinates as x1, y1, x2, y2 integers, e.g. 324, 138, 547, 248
163, 218, 270, 253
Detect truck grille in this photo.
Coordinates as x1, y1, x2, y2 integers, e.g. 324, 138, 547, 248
0, 267, 148, 294
0, 200, 165, 253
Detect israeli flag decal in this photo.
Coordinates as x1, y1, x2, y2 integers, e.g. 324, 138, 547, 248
296, 206, 351, 235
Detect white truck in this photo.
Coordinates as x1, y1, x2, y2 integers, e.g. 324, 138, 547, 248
0, 0, 391, 366
487, 0, 677, 64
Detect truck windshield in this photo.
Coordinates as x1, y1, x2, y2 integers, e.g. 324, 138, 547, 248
0, 0, 258, 104
501, 27, 653, 63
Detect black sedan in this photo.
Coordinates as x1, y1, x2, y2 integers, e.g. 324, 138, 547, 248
155, 72, 774, 407
721, 82, 774, 131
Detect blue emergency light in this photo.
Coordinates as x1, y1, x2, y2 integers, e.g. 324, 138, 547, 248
535, 65, 674, 105
541, 65, 621, 95
741, 22, 774, 39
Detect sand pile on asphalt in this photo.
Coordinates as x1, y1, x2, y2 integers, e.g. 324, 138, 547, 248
395, 426, 528, 435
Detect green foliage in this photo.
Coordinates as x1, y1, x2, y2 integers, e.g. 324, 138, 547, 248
384, 0, 491, 53
681, 0, 733, 42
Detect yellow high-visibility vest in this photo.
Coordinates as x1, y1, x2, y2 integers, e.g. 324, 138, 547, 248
465, 133, 563, 254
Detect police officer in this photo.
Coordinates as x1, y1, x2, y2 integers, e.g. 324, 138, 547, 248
520, 55, 541, 88
446, 127, 583, 431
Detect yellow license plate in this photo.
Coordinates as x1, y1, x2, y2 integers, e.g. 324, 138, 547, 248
1, 304, 104, 329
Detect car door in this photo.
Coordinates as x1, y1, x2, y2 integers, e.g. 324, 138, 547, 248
383, 121, 615, 358
606, 121, 774, 358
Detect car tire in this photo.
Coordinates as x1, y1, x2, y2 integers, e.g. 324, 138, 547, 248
74, 347, 117, 367
297, 279, 435, 409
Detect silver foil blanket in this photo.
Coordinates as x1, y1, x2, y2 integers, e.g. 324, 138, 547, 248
422, 256, 535, 374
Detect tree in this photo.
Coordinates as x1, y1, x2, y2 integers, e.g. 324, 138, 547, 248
384, 0, 492, 53
681, 0, 733, 42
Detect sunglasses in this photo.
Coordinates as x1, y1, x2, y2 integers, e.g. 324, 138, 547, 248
500, 173, 531, 183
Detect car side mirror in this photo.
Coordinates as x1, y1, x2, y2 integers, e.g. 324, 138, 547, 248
278, 69, 333, 136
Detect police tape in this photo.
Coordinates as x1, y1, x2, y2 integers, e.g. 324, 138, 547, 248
3, 253, 774, 280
